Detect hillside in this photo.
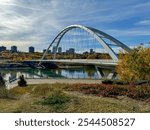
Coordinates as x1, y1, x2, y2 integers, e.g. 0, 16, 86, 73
0, 83, 150, 113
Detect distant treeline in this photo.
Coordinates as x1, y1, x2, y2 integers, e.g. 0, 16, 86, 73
0, 51, 111, 60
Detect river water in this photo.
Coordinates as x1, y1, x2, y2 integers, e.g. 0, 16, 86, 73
1, 66, 107, 81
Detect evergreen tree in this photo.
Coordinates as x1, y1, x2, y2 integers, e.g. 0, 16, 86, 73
18, 75, 27, 87
0, 73, 5, 87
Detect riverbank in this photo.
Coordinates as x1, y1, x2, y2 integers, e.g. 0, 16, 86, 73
1, 83, 150, 113
27, 78, 101, 84
6, 78, 101, 89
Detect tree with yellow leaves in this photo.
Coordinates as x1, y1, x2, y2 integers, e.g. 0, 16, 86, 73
117, 47, 150, 83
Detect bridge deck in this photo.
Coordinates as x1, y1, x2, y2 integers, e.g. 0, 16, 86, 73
25, 59, 118, 66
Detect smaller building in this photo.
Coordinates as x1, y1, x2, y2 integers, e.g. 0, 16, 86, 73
29, 46, 35, 53
69, 48, 75, 54
11, 46, 17, 53
66, 50, 69, 54
0, 46, 6, 52
43, 49, 51, 54
48, 50, 51, 54
43, 49, 46, 53
83, 51, 89, 54
52, 46, 57, 54
58, 47, 62, 53
90, 48, 94, 54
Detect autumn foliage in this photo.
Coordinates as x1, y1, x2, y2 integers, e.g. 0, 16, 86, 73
117, 47, 150, 83
64, 83, 150, 101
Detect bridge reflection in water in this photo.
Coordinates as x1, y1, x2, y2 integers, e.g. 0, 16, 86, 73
1, 66, 118, 82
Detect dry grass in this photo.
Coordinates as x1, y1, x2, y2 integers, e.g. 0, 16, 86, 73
0, 83, 150, 113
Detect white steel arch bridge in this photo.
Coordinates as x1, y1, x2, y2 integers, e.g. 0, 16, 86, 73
40, 24, 132, 65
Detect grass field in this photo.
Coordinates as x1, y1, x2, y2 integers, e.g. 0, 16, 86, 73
0, 83, 150, 113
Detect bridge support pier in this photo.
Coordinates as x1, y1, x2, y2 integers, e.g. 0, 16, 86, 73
106, 70, 117, 79
95, 66, 105, 79
95, 66, 117, 80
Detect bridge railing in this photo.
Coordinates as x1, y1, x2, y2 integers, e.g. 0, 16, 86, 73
7, 77, 19, 83
24, 75, 100, 80
35, 59, 118, 63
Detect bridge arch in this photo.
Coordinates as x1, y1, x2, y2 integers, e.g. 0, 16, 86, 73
41, 24, 132, 62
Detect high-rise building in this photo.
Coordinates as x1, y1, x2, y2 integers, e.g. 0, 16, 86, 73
11, 46, 17, 53
0, 46, 6, 52
58, 47, 62, 53
29, 46, 35, 53
52, 46, 57, 54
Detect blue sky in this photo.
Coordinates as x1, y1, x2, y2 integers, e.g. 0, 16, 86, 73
0, 0, 150, 52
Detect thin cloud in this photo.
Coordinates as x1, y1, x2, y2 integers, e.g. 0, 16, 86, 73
0, 0, 149, 52
0, 3, 41, 11
136, 20, 150, 26
106, 29, 150, 37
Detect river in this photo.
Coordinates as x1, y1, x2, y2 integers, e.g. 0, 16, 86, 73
0, 66, 110, 82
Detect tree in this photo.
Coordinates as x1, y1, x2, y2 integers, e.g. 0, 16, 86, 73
0, 73, 5, 87
87, 54, 98, 59
117, 47, 150, 83
18, 75, 27, 87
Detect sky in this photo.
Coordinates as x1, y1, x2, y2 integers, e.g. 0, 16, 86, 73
0, 0, 150, 52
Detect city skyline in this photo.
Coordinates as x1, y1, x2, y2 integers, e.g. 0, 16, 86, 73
0, 0, 150, 52
0, 45, 97, 55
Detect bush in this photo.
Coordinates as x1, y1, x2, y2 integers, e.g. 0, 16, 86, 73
9, 87, 29, 98
113, 80, 124, 85
0, 73, 5, 87
41, 89, 70, 105
32, 84, 53, 97
0, 88, 9, 98
65, 83, 150, 100
127, 85, 150, 100
18, 75, 27, 87
102, 79, 113, 84
102, 85, 128, 97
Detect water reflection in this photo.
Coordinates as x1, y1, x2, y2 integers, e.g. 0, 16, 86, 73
1, 67, 114, 81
